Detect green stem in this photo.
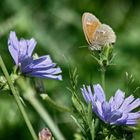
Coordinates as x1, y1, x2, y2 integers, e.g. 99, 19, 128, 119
40, 94, 71, 113
29, 96, 66, 140
101, 69, 105, 91
0, 56, 38, 140
17, 78, 66, 140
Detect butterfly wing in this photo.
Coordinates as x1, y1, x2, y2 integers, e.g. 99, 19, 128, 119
93, 24, 116, 48
82, 12, 101, 46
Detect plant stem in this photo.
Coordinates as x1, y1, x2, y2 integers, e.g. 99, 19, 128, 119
29, 95, 66, 140
17, 78, 66, 140
101, 69, 105, 91
0, 56, 38, 140
40, 94, 71, 113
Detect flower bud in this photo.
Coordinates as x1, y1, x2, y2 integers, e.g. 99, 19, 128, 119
39, 128, 52, 140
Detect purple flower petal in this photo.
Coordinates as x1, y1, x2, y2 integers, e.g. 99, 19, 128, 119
93, 84, 105, 103
19, 39, 28, 57
8, 31, 62, 80
119, 95, 134, 112
81, 84, 140, 126
111, 90, 125, 110
115, 113, 128, 125
94, 100, 104, 120
102, 101, 111, 121
81, 85, 91, 103
8, 31, 19, 65
127, 112, 140, 120
109, 110, 123, 123
87, 86, 95, 103
27, 38, 36, 56
27, 72, 62, 80
125, 120, 138, 125
126, 98, 140, 112
30, 67, 62, 75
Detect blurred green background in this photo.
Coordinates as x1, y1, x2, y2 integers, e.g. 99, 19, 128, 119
0, 0, 140, 139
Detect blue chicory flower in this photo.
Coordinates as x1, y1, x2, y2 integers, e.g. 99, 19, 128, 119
8, 31, 62, 80
81, 84, 140, 125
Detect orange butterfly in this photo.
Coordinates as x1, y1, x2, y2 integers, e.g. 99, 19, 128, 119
82, 12, 116, 50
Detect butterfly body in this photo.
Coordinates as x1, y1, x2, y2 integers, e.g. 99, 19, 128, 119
82, 12, 116, 50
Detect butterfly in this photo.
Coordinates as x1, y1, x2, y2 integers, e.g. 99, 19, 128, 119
82, 12, 116, 50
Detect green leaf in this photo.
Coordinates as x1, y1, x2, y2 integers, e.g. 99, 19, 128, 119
74, 133, 83, 140
87, 102, 92, 125
72, 94, 83, 114
71, 115, 85, 135
133, 121, 140, 140
87, 103, 94, 140
90, 119, 95, 140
